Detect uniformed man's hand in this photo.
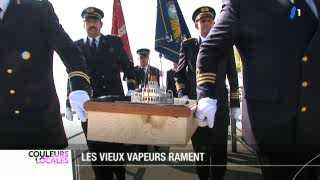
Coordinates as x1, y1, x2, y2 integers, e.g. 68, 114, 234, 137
231, 107, 241, 121
196, 98, 217, 128
65, 107, 73, 121
69, 90, 90, 122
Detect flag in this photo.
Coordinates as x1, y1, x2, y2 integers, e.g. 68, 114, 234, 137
155, 0, 191, 63
111, 0, 133, 61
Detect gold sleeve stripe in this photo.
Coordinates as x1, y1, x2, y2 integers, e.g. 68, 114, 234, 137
197, 80, 216, 86
230, 93, 240, 98
69, 71, 89, 77
197, 74, 216, 77
68, 71, 90, 84
175, 82, 185, 91
231, 90, 240, 94
196, 73, 216, 77
68, 72, 90, 80
69, 74, 90, 84
231, 93, 240, 95
230, 94, 240, 96
68, 71, 90, 81
127, 79, 136, 84
197, 76, 216, 82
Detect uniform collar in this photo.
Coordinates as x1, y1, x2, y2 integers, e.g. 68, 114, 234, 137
0, 0, 10, 19
199, 35, 206, 43
84, 34, 101, 46
141, 65, 149, 71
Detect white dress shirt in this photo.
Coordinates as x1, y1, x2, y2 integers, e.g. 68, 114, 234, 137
87, 35, 101, 48
0, 0, 10, 19
144, 65, 149, 73
200, 35, 206, 42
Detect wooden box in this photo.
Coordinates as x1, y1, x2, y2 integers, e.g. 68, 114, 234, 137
84, 101, 198, 145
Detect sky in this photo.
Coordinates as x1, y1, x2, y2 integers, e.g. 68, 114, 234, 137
51, 0, 223, 112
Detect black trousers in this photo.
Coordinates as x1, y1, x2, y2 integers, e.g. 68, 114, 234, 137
191, 103, 229, 180
247, 101, 320, 180
82, 122, 126, 180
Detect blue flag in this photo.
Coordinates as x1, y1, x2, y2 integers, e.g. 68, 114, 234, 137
155, 0, 191, 63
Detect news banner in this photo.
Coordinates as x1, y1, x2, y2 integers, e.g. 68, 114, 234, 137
0, 150, 207, 180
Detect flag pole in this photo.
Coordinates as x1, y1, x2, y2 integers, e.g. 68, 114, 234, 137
159, 53, 164, 88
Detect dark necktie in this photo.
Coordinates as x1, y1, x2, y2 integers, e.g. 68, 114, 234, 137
90, 38, 97, 54
143, 67, 148, 87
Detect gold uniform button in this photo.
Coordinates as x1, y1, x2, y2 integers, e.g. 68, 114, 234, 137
9, 89, 16, 95
302, 56, 308, 62
301, 106, 307, 112
14, 110, 21, 115
302, 81, 308, 87
21, 51, 31, 60
7, 69, 13, 74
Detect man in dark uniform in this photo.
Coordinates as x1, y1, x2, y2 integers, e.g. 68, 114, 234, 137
196, 0, 320, 179
0, 0, 90, 148
132, 48, 161, 152
66, 7, 136, 180
166, 62, 178, 97
175, 6, 240, 180
134, 48, 160, 88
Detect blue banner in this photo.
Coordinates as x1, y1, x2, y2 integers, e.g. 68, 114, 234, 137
155, 0, 191, 63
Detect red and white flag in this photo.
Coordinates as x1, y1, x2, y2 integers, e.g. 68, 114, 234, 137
111, 0, 133, 61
